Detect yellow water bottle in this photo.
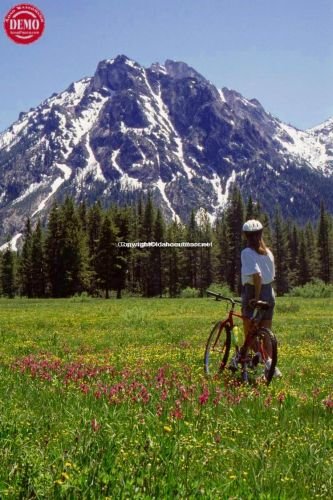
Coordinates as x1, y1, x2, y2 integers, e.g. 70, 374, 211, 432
231, 325, 239, 347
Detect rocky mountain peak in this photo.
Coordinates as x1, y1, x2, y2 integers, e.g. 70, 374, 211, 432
0, 55, 333, 247
164, 59, 206, 82
91, 55, 144, 93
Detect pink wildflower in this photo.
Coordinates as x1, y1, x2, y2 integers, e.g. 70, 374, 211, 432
198, 386, 209, 405
323, 396, 333, 410
80, 383, 89, 394
161, 389, 169, 401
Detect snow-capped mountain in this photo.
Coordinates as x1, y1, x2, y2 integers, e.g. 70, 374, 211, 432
0, 54, 333, 245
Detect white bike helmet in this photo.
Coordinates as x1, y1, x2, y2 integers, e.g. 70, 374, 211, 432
242, 219, 263, 232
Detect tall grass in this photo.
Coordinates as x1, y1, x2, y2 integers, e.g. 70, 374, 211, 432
0, 297, 332, 498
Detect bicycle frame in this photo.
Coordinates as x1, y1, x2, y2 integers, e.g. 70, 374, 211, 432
207, 291, 269, 362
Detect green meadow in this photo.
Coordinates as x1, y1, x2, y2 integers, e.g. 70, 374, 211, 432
0, 297, 332, 498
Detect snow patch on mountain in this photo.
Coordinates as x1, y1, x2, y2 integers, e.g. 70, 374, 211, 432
111, 150, 123, 175
0, 233, 23, 252
155, 178, 180, 222
142, 73, 195, 179
218, 89, 226, 103
32, 164, 72, 217
75, 134, 107, 185
46, 78, 91, 109
0, 118, 29, 150
223, 170, 237, 204
66, 93, 108, 154
275, 122, 330, 175
111, 150, 142, 191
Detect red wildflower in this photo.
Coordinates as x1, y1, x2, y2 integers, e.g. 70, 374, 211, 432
323, 396, 333, 410
198, 386, 209, 405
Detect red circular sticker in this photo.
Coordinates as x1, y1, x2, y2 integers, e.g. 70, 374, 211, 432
4, 4, 45, 44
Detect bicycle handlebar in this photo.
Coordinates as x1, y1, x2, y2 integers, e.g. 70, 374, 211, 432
206, 290, 242, 305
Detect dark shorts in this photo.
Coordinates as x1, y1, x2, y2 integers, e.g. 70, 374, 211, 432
241, 283, 275, 320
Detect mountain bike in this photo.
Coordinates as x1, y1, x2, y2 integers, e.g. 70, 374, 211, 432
204, 290, 278, 385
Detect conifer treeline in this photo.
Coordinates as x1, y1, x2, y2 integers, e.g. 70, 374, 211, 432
0, 188, 332, 298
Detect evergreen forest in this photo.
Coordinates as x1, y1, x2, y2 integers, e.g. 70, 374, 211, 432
0, 187, 332, 298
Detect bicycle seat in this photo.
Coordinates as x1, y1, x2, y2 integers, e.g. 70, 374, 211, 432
254, 300, 270, 310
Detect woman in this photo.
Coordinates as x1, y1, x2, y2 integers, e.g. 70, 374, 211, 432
230, 219, 281, 376
241, 219, 275, 333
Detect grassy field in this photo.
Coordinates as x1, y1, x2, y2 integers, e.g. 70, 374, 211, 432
0, 296, 332, 498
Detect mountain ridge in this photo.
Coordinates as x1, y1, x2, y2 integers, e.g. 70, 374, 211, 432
0, 55, 333, 247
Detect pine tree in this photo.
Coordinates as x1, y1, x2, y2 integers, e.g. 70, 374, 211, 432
142, 193, 156, 297
225, 186, 244, 293
304, 222, 318, 281
19, 218, 33, 297
262, 213, 273, 248
196, 210, 213, 296
127, 203, 142, 295
214, 215, 229, 284
152, 208, 165, 297
58, 198, 84, 296
297, 232, 310, 286
113, 207, 131, 298
87, 202, 103, 295
78, 201, 88, 232
44, 203, 62, 297
245, 196, 254, 221
317, 202, 331, 283
95, 215, 117, 298
272, 208, 289, 295
31, 220, 46, 297
142, 192, 154, 241
252, 199, 263, 220
183, 210, 199, 289
1, 246, 15, 298
287, 223, 299, 288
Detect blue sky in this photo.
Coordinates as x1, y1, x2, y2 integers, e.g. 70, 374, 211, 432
0, 0, 332, 132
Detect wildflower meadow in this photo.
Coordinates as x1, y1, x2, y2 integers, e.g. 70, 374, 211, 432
0, 296, 332, 498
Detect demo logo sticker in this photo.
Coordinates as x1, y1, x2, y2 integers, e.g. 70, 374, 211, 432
4, 4, 45, 44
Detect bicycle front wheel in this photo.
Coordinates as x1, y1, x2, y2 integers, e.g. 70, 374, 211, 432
204, 321, 231, 376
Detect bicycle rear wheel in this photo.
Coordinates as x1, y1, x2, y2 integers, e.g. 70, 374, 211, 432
252, 327, 278, 385
204, 321, 231, 376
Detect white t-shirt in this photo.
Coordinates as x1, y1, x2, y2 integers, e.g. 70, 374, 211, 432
241, 247, 275, 285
